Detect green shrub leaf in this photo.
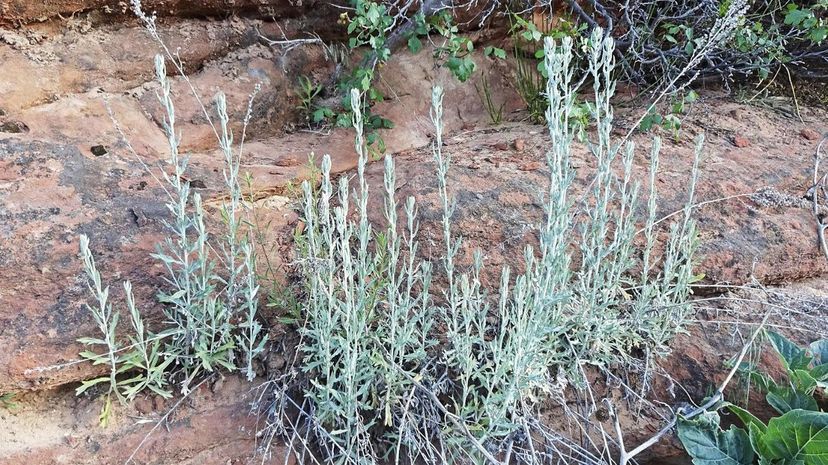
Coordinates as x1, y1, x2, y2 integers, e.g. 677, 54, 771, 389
767, 330, 812, 371
726, 403, 767, 434
748, 422, 765, 457
757, 409, 828, 465
407, 36, 422, 54
766, 386, 819, 414
677, 411, 755, 465
809, 340, 828, 367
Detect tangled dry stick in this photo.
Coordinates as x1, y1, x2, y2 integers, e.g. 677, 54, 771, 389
610, 304, 774, 465
812, 135, 828, 261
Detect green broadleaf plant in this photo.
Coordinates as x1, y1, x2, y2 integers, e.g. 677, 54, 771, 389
679, 331, 828, 465
677, 411, 755, 465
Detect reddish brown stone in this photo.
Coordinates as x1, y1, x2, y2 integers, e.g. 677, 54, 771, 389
732, 135, 750, 147
0, 377, 293, 465
801, 128, 822, 141
0, 0, 333, 26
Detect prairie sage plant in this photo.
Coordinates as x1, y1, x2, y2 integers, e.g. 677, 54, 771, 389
77, 54, 267, 422
263, 28, 702, 465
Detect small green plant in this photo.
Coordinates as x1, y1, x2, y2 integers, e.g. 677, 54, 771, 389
343, 0, 393, 58
730, 17, 787, 80
662, 22, 706, 57
407, 10, 481, 82
785, 1, 828, 44
76, 239, 173, 400
514, 48, 546, 123
296, 75, 328, 124
430, 11, 477, 81
677, 330, 828, 465
297, 0, 396, 153
319, 6, 486, 154
0, 392, 17, 410
570, 100, 596, 141
510, 14, 549, 123
483, 45, 507, 59
76, 54, 267, 422
639, 90, 699, 141
474, 72, 504, 124
509, 12, 596, 136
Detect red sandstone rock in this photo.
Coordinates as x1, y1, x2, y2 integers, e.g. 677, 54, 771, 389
801, 128, 822, 141
732, 135, 750, 147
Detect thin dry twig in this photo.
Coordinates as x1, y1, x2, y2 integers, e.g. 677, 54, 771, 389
125, 375, 213, 465
811, 134, 828, 261
609, 303, 774, 465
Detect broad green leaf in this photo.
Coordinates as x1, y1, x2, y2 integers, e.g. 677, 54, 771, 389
791, 369, 818, 393
810, 27, 828, 44
686, 90, 700, 103
766, 386, 819, 414
757, 409, 828, 465
767, 331, 811, 371
786, 7, 813, 27
811, 363, 828, 383
809, 340, 828, 366
726, 403, 767, 434
677, 411, 754, 465
748, 422, 765, 456
407, 36, 422, 54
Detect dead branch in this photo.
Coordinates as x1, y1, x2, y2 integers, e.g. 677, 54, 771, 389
609, 304, 774, 465
812, 134, 828, 261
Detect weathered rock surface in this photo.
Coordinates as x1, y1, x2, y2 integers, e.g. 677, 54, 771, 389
0, 376, 284, 464
1, 0, 332, 26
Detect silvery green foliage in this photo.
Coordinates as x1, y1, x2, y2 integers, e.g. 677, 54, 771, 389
292, 29, 700, 465
216, 89, 268, 382
77, 53, 267, 398
77, 235, 174, 402
435, 32, 701, 452
297, 88, 434, 462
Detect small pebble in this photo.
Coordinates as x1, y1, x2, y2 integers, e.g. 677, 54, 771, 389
518, 161, 543, 171
800, 128, 821, 141
732, 135, 750, 148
